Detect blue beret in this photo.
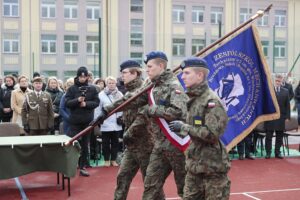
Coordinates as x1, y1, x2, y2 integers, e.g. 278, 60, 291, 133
180, 57, 208, 70
144, 51, 168, 64
120, 60, 141, 72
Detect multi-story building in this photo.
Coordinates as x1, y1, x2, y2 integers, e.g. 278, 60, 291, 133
0, 0, 299, 80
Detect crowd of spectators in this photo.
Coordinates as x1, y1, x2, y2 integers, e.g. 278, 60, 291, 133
0, 70, 299, 171
0, 67, 126, 177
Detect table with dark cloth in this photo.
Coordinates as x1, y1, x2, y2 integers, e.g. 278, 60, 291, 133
0, 135, 80, 180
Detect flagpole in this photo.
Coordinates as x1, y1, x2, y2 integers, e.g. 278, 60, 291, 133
172, 4, 273, 72
65, 4, 273, 146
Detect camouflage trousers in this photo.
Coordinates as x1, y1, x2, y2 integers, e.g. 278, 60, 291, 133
183, 171, 231, 200
142, 145, 186, 200
114, 149, 152, 200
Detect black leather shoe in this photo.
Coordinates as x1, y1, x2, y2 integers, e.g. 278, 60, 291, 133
238, 155, 244, 160
275, 154, 284, 159
245, 155, 255, 160
79, 169, 90, 177
265, 154, 271, 159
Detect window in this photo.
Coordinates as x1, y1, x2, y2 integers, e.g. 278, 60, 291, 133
41, 0, 55, 18
192, 6, 204, 23
86, 36, 99, 54
130, 52, 143, 65
41, 34, 56, 54
240, 8, 252, 24
64, 71, 77, 80
4, 71, 18, 76
42, 70, 57, 77
274, 41, 286, 58
172, 5, 185, 23
3, 33, 19, 53
131, 0, 143, 12
257, 13, 268, 26
172, 38, 185, 57
211, 7, 223, 24
261, 41, 269, 57
131, 19, 143, 46
275, 10, 286, 27
192, 39, 205, 55
3, 0, 19, 17
86, 5, 100, 20
64, 35, 79, 54
64, 2, 78, 19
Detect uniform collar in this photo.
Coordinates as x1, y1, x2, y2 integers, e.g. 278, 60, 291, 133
186, 81, 209, 97
151, 69, 173, 85
125, 78, 143, 91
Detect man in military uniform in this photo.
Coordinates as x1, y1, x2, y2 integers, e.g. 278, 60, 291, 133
169, 57, 231, 200
22, 77, 54, 135
111, 60, 162, 200
101, 51, 188, 199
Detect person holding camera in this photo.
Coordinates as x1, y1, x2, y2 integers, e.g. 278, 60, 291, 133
95, 76, 123, 167
65, 66, 100, 177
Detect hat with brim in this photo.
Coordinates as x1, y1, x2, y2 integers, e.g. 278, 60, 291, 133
180, 57, 208, 70
120, 60, 141, 72
32, 77, 43, 83
144, 51, 168, 64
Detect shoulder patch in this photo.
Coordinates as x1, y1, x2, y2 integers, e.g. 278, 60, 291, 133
175, 89, 182, 94
207, 101, 216, 108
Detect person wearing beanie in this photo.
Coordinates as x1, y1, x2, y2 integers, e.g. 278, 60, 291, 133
65, 66, 100, 177
11, 75, 32, 133
0, 75, 16, 122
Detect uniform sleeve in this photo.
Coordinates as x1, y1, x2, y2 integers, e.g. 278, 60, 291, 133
180, 100, 228, 144
105, 90, 148, 113
150, 84, 188, 122
125, 114, 147, 137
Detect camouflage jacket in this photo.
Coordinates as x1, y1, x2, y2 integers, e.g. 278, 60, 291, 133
179, 81, 231, 174
113, 78, 153, 152
106, 69, 188, 149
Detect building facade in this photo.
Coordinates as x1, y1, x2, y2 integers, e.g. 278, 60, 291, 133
0, 0, 299, 80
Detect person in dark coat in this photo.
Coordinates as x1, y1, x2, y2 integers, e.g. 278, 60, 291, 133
282, 75, 294, 101
0, 75, 16, 122
59, 78, 74, 135
46, 77, 64, 134
65, 66, 100, 177
265, 74, 290, 159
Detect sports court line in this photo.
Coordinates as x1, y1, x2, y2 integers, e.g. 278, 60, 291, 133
243, 193, 261, 200
14, 178, 28, 200
166, 188, 300, 200
231, 187, 300, 195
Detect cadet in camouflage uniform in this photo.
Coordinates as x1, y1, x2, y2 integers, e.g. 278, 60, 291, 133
103, 51, 188, 199
113, 60, 159, 200
169, 57, 231, 200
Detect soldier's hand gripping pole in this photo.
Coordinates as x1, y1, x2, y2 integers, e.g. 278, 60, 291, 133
65, 4, 272, 146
